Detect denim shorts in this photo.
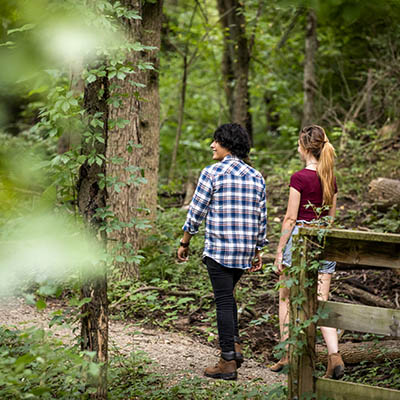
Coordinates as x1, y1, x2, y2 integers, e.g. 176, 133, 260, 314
282, 222, 336, 274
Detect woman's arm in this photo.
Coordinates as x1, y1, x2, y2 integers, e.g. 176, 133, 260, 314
275, 187, 301, 273
328, 193, 337, 222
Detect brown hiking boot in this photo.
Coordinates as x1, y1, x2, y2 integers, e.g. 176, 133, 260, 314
270, 358, 289, 373
234, 340, 244, 368
324, 352, 344, 379
204, 352, 237, 380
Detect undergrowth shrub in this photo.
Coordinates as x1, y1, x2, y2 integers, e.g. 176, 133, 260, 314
0, 326, 98, 399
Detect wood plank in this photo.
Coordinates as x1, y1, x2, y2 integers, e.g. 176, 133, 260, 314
299, 227, 400, 244
322, 237, 400, 269
316, 377, 400, 400
318, 301, 400, 337
298, 228, 400, 269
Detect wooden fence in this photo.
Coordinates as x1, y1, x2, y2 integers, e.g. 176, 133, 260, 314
288, 228, 400, 400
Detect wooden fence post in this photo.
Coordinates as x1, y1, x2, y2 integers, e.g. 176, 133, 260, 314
288, 232, 318, 399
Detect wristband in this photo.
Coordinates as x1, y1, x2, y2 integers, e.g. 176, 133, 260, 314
179, 240, 190, 248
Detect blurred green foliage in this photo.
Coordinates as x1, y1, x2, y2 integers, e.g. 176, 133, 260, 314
0, 326, 99, 398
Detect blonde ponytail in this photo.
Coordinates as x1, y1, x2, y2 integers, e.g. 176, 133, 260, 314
299, 125, 336, 205
317, 139, 336, 205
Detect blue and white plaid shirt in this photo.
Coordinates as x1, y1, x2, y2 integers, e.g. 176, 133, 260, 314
183, 155, 267, 269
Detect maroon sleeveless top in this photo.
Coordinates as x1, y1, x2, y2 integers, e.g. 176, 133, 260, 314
290, 169, 337, 221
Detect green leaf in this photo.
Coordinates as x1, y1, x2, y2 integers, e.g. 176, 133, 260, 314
86, 74, 97, 83
28, 86, 48, 96
14, 353, 35, 369
31, 386, 50, 395
132, 42, 145, 51
61, 102, 70, 112
88, 362, 100, 377
35, 299, 47, 310
25, 294, 36, 305
176, 297, 194, 306
37, 284, 58, 297
95, 156, 103, 166
117, 71, 126, 80
116, 119, 130, 129
69, 297, 92, 308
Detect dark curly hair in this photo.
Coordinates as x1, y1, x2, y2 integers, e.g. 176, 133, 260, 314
213, 123, 250, 159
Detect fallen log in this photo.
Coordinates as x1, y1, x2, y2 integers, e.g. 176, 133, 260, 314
369, 177, 400, 208
317, 340, 400, 365
341, 283, 394, 309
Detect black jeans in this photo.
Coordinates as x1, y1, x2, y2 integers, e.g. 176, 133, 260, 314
204, 256, 244, 353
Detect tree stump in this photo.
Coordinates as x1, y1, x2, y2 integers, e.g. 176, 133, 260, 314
369, 178, 400, 208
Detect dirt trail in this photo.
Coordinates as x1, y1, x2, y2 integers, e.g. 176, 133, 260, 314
0, 297, 285, 385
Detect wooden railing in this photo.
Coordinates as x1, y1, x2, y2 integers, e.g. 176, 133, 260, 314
288, 228, 400, 400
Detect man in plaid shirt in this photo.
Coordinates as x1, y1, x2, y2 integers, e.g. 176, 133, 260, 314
177, 123, 267, 380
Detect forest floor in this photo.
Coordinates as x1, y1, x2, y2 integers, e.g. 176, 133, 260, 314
0, 296, 286, 387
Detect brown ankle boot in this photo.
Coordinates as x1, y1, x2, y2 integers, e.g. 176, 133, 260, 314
324, 352, 344, 379
270, 358, 289, 373
234, 341, 244, 368
204, 352, 237, 380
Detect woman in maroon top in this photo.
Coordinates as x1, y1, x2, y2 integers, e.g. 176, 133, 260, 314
270, 125, 345, 380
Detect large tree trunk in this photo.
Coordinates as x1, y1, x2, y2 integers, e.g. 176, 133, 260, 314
77, 76, 109, 399
369, 177, 400, 209
302, 9, 317, 126
217, 0, 252, 141
107, 0, 163, 279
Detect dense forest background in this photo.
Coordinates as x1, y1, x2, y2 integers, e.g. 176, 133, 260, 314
0, 0, 399, 398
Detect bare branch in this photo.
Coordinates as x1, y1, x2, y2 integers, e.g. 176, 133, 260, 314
275, 7, 306, 50
248, 0, 264, 58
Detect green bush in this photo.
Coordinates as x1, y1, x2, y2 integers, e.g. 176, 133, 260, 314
0, 326, 99, 399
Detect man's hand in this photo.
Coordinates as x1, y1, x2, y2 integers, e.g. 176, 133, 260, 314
249, 249, 263, 272
177, 234, 192, 262
177, 245, 189, 262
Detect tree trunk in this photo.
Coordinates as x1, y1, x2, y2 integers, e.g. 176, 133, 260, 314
182, 170, 197, 207
80, 273, 108, 399
317, 340, 400, 365
107, 0, 163, 279
369, 178, 400, 209
168, 54, 188, 182
217, 0, 252, 141
77, 76, 109, 399
264, 92, 280, 132
302, 9, 317, 126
